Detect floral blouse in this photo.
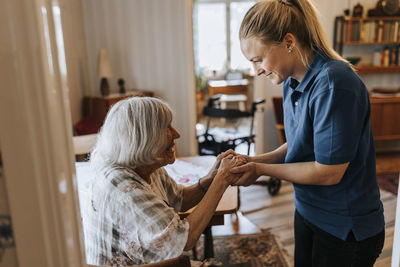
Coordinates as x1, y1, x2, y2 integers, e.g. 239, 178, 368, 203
81, 166, 190, 266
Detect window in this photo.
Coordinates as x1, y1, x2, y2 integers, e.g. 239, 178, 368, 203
193, 0, 255, 76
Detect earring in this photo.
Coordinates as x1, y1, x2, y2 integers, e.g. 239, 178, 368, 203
288, 47, 293, 53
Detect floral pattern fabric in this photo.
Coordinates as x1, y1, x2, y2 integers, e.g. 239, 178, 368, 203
81, 166, 189, 266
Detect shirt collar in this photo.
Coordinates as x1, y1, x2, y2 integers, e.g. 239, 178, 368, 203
288, 50, 329, 93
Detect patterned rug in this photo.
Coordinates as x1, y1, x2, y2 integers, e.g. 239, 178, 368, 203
377, 172, 399, 195
192, 231, 288, 267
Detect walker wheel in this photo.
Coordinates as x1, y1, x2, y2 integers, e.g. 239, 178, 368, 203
268, 177, 281, 196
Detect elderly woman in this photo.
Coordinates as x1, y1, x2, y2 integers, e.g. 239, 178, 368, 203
82, 97, 242, 266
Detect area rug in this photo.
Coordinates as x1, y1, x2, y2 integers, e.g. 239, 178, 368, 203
192, 232, 288, 267
377, 172, 399, 195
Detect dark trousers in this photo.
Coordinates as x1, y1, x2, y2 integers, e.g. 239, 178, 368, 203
294, 210, 384, 267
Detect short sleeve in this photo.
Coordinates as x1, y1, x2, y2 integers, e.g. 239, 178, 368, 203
310, 88, 367, 165
121, 185, 189, 263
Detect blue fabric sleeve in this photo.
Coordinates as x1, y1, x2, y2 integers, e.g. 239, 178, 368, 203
310, 88, 366, 165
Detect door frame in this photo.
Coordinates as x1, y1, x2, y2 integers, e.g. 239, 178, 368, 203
0, 0, 86, 266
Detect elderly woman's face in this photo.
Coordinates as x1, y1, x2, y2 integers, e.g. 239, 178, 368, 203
159, 124, 181, 166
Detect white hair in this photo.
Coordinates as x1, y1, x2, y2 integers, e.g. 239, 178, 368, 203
90, 97, 173, 172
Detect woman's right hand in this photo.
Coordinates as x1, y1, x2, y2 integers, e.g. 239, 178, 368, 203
230, 161, 260, 186
206, 149, 237, 179
216, 156, 246, 185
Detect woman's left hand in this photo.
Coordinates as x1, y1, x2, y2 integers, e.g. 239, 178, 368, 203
216, 155, 247, 185
230, 162, 260, 186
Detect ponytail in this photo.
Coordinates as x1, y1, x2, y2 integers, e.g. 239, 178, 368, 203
240, 0, 349, 68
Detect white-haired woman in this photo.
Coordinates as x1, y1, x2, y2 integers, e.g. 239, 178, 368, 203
82, 97, 242, 266
231, 0, 384, 266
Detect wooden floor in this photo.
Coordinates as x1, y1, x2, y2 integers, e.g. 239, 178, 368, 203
211, 151, 400, 267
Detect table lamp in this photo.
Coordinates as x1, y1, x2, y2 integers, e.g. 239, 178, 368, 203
98, 48, 112, 96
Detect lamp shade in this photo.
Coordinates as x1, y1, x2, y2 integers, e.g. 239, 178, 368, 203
98, 48, 112, 78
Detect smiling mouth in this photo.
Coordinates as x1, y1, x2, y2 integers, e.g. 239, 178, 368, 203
166, 142, 175, 154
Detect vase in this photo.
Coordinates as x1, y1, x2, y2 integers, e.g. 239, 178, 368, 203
100, 77, 110, 96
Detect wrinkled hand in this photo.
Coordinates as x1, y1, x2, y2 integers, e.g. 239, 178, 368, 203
217, 155, 247, 185
207, 149, 237, 178
230, 162, 260, 186
234, 154, 249, 165
236, 153, 252, 163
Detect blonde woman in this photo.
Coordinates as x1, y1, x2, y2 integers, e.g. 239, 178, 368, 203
82, 97, 242, 265
231, 0, 385, 266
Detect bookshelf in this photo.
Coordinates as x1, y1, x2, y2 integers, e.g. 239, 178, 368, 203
334, 16, 400, 142
333, 16, 400, 74
355, 65, 400, 74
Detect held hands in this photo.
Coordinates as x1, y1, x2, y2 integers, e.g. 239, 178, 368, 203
230, 157, 260, 187
230, 154, 261, 186
199, 150, 241, 192
207, 150, 255, 186
216, 154, 247, 185
207, 149, 237, 178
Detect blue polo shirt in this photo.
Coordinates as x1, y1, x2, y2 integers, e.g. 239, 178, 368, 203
283, 50, 384, 241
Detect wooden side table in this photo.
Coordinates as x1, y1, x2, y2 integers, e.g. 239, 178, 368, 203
83, 91, 154, 124
208, 79, 249, 98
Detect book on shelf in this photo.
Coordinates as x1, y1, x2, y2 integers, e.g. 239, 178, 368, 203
380, 45, 400, 66
341, 17, 400, 43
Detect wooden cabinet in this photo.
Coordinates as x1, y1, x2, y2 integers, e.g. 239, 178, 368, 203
83, 91, 154, 123
267, 96, 400, 142
333, 16, 400, 74
370, 96, 400, 140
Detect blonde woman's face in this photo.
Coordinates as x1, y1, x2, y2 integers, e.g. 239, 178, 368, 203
240, 37, 295, 85
158, 124, 180, 166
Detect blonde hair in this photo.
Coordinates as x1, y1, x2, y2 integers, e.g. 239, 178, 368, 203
90, 97, 173, 171
239, 0, 348, 67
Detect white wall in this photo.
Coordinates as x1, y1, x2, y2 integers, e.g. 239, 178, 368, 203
60, 0, 92, 125
82, 0, 197, 156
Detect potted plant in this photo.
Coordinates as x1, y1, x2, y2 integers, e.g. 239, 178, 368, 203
195, 74, 207, 101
